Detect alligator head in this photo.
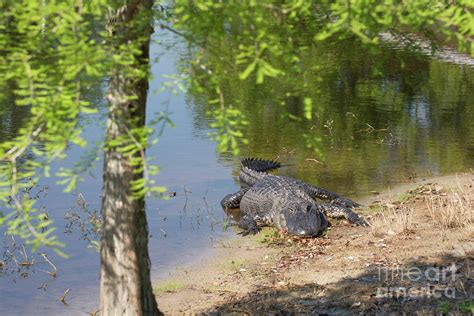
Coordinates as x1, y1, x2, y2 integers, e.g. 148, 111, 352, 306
277, 201, 328, 237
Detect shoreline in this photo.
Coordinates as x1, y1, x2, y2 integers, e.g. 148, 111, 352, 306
154, 171, 474, 314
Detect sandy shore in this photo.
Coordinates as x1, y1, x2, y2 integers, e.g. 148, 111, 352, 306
155, 172, 474, 315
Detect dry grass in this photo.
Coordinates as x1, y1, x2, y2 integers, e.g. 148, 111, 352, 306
424, 182, 473, 232
371, 204, 415, 237
370, 180, 473, 239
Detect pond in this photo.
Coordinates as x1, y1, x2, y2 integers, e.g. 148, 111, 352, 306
0, 30, 473, 315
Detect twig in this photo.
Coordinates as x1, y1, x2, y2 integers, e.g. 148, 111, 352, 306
182, 185, 190, 215
77, 192, 87, 209
219, 91, 225, 112
159, 23, 236, 69
37, 283, 48, 291
41, 253, 57, 274
9, 194, 44, 242
4, 125, 44, 161
159, 228, 167, 238
305, 158, 323, 164
21, 245, 28, 261
59, 288, 70, 305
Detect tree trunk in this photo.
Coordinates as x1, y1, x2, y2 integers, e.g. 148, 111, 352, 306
100, 1, 162, 315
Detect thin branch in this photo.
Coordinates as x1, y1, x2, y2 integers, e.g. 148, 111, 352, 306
4, 124, 44, 161
9, 193, 43, 241
219, 91, 225, 112
159, 23, 236, 69
41, 253, 57, 273
59, 288, 70, 305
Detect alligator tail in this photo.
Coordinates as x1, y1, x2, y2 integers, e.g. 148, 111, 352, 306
239, 158, 281, 188
241, 158, 281, 172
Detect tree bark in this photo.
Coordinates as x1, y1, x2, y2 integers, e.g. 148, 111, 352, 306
100, 1, 162, 315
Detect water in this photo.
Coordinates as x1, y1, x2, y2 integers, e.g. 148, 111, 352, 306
0, 31, 238, 315
1, 31, 474, 315
203, 39, 474, 198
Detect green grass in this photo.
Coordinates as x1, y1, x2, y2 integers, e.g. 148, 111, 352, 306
459, 300, 474, 313
219, 258, 247, 272
437, 302, 452, 313
201, 285, 219, 294
154, 281, 186, 294
253, 227, 281, 244
318, 227, 329, 237
395, 185, 429, 203
367, 203, 384, 214
436, 301, 474, 314
395, 192, 411, 203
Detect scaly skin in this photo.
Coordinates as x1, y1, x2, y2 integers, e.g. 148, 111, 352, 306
221, 158, 367, 236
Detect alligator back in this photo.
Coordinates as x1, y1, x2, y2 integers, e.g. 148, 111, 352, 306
239, 175, 324, 233
240, 175, 313, 218
239, 158, 281, 188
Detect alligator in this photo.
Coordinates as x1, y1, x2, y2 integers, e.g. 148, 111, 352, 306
221, 158, 367, 237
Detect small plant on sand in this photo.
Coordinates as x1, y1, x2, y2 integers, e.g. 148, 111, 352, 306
219, 258, 248, 272
251, 227, 282, 244
367, 203, 385, 214
154, 281, 186, 294
437, 302, 452, 313
459, 301, 474, 313
437, 300, 474, 314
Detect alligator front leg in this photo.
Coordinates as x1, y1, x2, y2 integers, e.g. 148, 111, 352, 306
220, 188, 249, 209
238, 214, 260, 235
319, 203, 368, 226
305, 184, 360, 208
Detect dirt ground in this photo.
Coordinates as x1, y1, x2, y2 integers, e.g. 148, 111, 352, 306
155, 173, 474, 315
